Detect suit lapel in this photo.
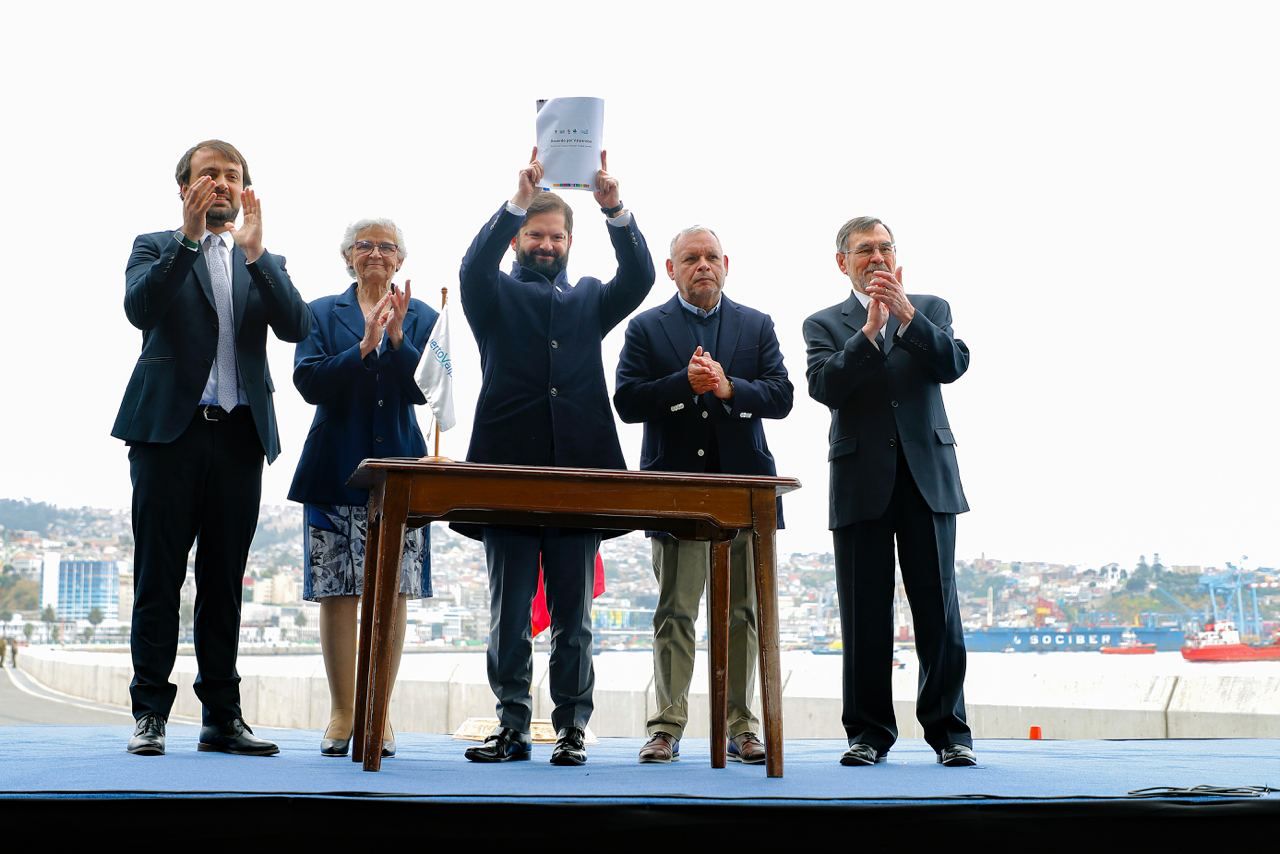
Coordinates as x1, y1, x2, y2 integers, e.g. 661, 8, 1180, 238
840, 292, 867, 334
658, 295, 699, 364
187, 230, 216, 311
716, 295, 743, 366
335, 284, 365, 343
231, 245, 251, 335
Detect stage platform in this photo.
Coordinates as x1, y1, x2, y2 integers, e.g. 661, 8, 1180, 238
1, 727, 1276, 843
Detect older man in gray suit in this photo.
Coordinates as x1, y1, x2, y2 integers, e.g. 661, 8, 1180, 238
803, 216, 975, 768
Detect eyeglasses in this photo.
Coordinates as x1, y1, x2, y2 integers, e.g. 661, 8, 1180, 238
352, 241, 399, 256
844, 242, 896, 258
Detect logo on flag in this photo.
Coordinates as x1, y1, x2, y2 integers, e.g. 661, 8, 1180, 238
417, 304, 456, 431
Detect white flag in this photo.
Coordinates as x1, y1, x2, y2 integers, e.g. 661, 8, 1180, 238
417, 304, 456, 431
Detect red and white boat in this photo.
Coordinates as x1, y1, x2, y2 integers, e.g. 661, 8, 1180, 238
1181, 621, 1280, 662
1100, 629, 1157, 655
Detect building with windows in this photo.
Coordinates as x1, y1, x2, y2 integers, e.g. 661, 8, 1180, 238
39, 553, 120, 621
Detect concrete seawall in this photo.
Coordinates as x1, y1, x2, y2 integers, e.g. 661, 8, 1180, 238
19, 646, 1280, 739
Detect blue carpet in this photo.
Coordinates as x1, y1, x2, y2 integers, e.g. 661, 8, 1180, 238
1, 727, 1277, 804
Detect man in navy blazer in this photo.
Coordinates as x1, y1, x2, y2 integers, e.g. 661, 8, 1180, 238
458, 150, 654, 766
803, 216, 975, 767
112, 140, 310, 757
615, 226, 792, 765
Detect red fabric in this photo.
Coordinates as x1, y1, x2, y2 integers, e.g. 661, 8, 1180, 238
531, 552, 606, 636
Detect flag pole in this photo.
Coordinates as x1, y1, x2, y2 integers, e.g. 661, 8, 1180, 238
433, 287, 447, 458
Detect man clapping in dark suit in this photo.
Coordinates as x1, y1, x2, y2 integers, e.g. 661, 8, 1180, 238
803, 217, 975, 767
614, 226, 792, 765
114, 140, 310, 757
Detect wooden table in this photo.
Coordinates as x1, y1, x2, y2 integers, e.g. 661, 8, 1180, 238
347, 460, 800, 777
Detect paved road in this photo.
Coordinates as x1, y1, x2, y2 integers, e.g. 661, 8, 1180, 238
0, 664, 134, 726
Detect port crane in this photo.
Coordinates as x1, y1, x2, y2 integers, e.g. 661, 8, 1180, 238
1199, 562, 1265, 639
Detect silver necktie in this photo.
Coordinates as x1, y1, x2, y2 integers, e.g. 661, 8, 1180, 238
205, 235, 238, 412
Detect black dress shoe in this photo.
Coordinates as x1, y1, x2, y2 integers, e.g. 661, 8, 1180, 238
320, 732, 351, 757
198, 718, 280, 756
381, 731, 396, 759
938, 744, 977, 766
550, 727, 587, 766
840, 743, 887, 766
464, 727, 531, 762
127, 713, 166, 756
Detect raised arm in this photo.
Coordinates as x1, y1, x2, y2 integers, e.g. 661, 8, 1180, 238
593, 151, 656, 331
804, 313, 885, 409
292, 303, 370, 406
459, 149, 544, 326
230, 188, 309, 342
123, 233, 200, 330
894, 297, 970, 384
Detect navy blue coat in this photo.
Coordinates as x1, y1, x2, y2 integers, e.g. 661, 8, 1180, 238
614, 294, 793, 528
288, 284, 438, 506
112, 230, 311, 463
803, 292, 970, 529
459, 204, 655, 470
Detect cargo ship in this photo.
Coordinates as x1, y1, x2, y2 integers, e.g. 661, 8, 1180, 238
1180, 621, 1280, 662
964, 626, 1183, 652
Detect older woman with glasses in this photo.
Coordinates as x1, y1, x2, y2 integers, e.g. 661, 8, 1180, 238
288, 218, 438, 757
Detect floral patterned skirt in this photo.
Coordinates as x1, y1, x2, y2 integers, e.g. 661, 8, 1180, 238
302, 504, 431, 602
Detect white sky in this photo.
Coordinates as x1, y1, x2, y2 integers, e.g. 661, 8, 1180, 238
1, 0, 1277, 569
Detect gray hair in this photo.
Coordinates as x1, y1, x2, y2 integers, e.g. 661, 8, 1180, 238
668, 225, 722, 260
835, 216, 894, 253
340, 217, 408, 279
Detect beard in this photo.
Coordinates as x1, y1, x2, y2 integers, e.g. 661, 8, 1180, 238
205, 201, 240, 229
516, 246, 568, 280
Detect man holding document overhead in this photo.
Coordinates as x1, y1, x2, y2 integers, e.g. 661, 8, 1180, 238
457, 142, 655, 766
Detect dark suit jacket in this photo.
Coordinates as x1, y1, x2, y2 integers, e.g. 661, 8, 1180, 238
112, 230, 311, 463
288, 284, 439, 506
458, 204, 655, 470
614, 294, 793, 527
803, 292, 969, 529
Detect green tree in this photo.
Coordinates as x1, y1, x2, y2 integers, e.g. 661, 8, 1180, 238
293, 611, 307, 628
87, 607, 104, 626
23, 623, 34, 642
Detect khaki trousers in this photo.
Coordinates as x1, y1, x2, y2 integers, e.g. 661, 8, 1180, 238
647, 531, 759, 740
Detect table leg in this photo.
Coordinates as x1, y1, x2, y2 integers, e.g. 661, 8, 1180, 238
352, 482, 385, 764
708, 535, 731, 769
362, 475, 410, 772
751, 491, 784, 778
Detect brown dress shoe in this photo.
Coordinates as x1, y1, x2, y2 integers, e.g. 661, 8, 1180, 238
638, 732, 680, 764
728, 732, 766, 764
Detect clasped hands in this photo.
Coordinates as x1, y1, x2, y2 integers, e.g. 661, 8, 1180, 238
862, 266, 915, 342
181, 176, 265, 264
687, 346, 733, 400
360, 280, 412, 358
